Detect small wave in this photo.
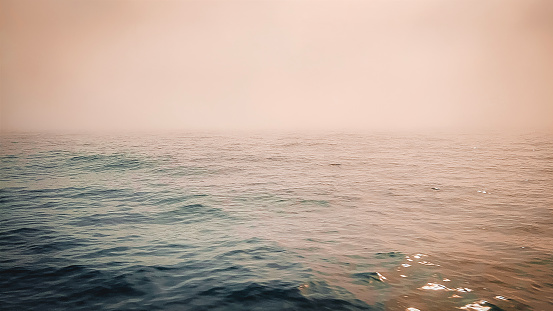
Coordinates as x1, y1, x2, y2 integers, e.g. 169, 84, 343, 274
68, 212, 152, 227
0, 264, 375, 311
352, 272, 388, 288
154, 203, 230, 225
63, 153, 152, 172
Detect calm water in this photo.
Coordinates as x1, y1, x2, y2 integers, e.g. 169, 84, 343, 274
1, 132, 552, 311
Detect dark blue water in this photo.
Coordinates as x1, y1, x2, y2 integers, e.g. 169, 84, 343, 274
1, 132, 552, 310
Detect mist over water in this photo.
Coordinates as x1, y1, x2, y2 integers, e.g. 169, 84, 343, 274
1, 132, 552, 310
2, 0, 553, 133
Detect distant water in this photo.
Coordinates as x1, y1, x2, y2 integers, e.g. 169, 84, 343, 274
1, 132, 552, 311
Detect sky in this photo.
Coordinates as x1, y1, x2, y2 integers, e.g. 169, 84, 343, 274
1, 0, 552, 133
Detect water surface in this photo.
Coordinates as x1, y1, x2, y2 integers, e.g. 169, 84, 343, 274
1, 132, 552, 310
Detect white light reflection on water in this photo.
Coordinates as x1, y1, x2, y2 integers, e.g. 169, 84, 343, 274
420, 283, 448, 291
376, 272, 387, 281
460, 300, 492, 311
419, 282, 473, 293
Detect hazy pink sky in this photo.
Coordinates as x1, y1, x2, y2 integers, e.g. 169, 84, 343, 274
1, 0, 552, 132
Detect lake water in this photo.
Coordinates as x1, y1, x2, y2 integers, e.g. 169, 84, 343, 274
1, 132, 552, 310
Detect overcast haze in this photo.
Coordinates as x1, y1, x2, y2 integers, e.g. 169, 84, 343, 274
1, 0, 552, 132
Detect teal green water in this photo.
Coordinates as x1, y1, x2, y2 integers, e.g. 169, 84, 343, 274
1, 133, 552, 310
